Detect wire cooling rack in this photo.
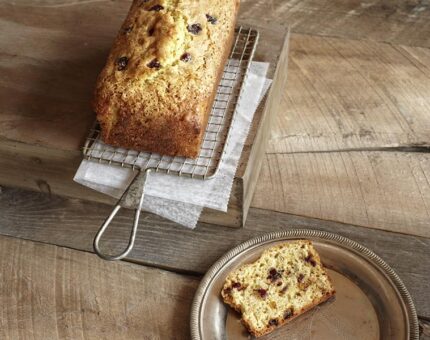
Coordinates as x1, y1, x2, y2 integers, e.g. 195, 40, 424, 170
85, 26, 259, 261
83, 26, 259, 180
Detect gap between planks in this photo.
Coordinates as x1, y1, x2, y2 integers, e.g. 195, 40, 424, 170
268, 33, 430, 155
0, 234, 198, 340
253, 151, 430, 238
266, 145, 430, 155
0, 186, 429, 318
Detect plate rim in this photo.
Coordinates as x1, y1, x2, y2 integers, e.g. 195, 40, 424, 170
190, 229, 419, 340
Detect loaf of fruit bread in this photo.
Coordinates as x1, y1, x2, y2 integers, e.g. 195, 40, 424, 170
93, 0, 240, 158
221, 240, 335, 337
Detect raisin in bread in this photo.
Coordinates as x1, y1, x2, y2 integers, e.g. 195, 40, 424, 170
221, 240, 335, 337
93, 0, 240, 158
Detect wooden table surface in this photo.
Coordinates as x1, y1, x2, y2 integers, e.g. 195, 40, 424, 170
1, 0, 430, 339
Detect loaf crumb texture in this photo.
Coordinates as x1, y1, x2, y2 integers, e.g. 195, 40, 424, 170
221, 240, 336, 337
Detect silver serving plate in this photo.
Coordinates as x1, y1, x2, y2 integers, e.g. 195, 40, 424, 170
190, 230, 419, 340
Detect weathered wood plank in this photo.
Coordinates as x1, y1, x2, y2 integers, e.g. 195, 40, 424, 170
268, 33, 430, 154
252, 33, 430, 237
0, 234, 428, 340
241, 0, 430, 48
0, 187, 428, 318
0, 234, 197, 340
253, 151, 430, 238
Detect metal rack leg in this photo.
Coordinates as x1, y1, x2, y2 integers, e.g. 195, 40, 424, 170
93, 169, 151, 261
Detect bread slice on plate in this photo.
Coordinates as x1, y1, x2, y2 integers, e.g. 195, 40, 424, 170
221, 240, 335, 337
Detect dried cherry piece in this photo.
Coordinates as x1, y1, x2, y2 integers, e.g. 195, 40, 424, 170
180, 53, 192, 62
122, 26, 133, 34
305, 254, 317, 267
149, 4, 164, 11
117, 56, 128, 71
284, 308, 294, 319
147, 59, 161, 69
187, 23, 202, 35
256, 288, 267, 298
267, 268, 282, 282
206, 14, 217, 24
268, 319, 278, 326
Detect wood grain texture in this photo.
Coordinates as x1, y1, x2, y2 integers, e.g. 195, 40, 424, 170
0, 187, 428, 319
268, 33, 430, 153
0, 234, 197, 340
253, 151, 430, 238
241, 0, 430, 48
0, 234, 428, 340
249, 32, 430, 236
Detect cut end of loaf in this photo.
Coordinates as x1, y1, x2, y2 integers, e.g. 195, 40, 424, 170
221, 240, 336, 337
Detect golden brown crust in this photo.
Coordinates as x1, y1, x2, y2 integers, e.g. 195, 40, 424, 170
93, 0, 240, 158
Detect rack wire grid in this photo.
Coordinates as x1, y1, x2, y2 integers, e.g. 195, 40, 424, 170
83, 26, 259, 180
